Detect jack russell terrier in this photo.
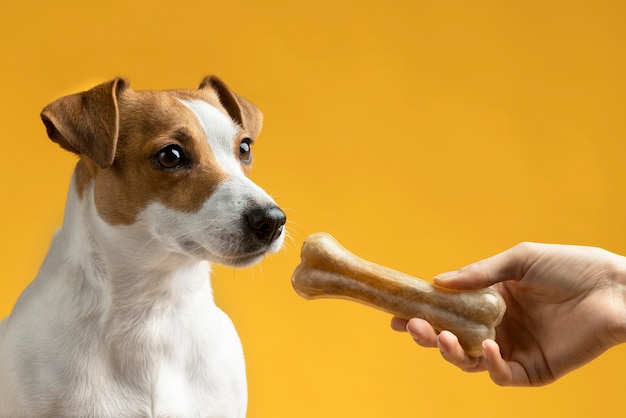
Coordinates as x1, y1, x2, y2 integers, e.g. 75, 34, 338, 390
0, 76, 286, 417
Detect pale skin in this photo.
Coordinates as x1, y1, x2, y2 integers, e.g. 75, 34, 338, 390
391, 242, 626, 386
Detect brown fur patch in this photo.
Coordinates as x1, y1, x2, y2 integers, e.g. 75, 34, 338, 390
74, 159, 98, 199
91, 88, 237, 225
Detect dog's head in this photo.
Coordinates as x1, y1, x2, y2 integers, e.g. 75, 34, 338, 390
40, 77, 285, 267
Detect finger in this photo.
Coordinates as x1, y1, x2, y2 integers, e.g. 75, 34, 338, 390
436, 331, 484, 372
482, 339, 513, 385
390, 317, 408, 332
482, 339, 530, 386
434, 242, 544, 290
437, 331, 464, 362
406, 318, 438, 348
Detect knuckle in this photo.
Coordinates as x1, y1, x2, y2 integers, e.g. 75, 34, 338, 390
490, 376, 508, 386
489, 371, 511, 386
513, 241, 538, 254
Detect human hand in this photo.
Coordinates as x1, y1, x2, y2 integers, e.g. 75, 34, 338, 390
391, 242, 626, 386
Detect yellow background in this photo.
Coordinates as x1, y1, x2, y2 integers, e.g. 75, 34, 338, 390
2, 1, 626, 417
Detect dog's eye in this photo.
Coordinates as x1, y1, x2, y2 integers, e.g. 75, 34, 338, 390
155, 144, 187, 169
239, 138, 253, 164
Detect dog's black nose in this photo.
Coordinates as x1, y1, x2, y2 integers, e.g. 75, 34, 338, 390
246, 206, 286, 244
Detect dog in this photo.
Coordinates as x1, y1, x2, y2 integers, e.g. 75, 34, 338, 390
0, 76, 286, 417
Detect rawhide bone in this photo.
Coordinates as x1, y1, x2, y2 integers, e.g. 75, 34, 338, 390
291, 232, 506, 357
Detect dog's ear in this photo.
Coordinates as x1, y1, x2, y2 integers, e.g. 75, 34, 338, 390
40, 78, 129, 169
199, 76, 263, 139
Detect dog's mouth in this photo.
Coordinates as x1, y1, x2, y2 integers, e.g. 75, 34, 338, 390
178, 239, 271, 267
174, 203, 286, 267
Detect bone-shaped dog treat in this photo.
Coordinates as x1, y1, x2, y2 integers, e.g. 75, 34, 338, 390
291, 232, 506, 357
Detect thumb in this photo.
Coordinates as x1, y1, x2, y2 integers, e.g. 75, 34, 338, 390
434, 243, 538, 290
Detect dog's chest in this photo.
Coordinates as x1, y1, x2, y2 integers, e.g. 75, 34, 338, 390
115, 306, 247, 416
55, 303, 248, 417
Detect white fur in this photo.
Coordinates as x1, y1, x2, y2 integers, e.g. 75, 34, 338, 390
179, 99, 242, 176
0, 99, 283, 417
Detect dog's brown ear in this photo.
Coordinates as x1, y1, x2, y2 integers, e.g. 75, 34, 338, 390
199, 76, 263, 139
41, 78, 129, 169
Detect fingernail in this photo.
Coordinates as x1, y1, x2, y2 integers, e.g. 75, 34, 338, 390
482, 340, 489, 361
406, 324, 420, 344
434, 270, 459, 281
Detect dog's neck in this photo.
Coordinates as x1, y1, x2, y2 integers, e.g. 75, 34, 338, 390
31, 170, 223, 392
46, 170, 215, 320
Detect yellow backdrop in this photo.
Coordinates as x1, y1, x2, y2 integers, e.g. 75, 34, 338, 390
2, 1, 625, 417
